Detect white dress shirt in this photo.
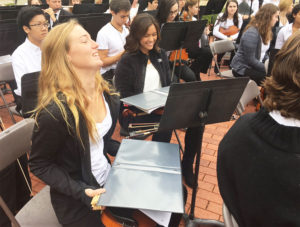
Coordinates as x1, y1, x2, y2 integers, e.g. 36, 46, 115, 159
269, 110, 300, 128
262, 0, 280, 6
275, 23, 299, 49
11, 38, 42, 96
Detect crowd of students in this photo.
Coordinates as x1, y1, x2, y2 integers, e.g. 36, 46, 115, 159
2, 0, 300, 226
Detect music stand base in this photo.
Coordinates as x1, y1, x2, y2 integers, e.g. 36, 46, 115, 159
183, 213, 224, 227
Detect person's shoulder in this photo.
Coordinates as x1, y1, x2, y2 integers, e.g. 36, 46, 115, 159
60, 8, 72, 16
99, 22, 112, 33
12, 40, 27, 58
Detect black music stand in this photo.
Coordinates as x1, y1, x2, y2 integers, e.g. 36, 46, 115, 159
59, 13, 112, 40
72, 3, 109, 14
158, 77, 249, 226
160, 20, 207, 82
198, 0, 227, 19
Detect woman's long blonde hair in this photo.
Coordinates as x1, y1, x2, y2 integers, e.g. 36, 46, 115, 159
35, 20, 113, 144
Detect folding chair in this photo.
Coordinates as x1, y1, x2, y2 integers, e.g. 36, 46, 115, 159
223, 203, 239, 227
209, 40, 236, 78
0, 119, 62, 227
0, 55, 20, 123
236, 80, 263, 115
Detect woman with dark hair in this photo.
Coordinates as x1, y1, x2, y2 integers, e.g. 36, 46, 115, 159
115, 13, 173, 143
115, 14, 185, 227
156, 0, 197, 82
275, 4, 300, 49
231, 4, 279, 85
218, 30, 300, 227
213, 0, 243, 74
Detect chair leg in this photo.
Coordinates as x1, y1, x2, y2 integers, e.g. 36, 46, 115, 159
0, 196, 21, 227
0, 89, 16, 124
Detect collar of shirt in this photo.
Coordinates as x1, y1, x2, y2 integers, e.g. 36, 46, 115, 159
269, 110, 300, 128
24, 38, 41, 54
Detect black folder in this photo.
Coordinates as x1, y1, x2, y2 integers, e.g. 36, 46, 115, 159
97, 139, 184, 213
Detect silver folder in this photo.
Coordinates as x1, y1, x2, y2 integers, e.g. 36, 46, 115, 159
97, 139, 184, 213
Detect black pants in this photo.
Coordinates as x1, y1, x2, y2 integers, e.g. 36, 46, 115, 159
171, 63, 197, 82
233, 68, 266, 86
182, 127, 201, 170
188, 46, 213, 77
0, 155, 32, 227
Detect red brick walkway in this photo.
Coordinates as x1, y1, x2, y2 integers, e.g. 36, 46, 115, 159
0, 71, 256, 225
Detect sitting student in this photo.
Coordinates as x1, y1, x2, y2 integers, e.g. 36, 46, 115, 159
275, 4, 300, 49
156, 0, 197, 82
182, 0, 213, 78
217, 30, 300, 227
29, 20, 120, 227
231, 4, 279, 85
11, 6, 48, 112
44, 0, 72, 29
115, 13, 172, 143
213, 0, 243, 74
96, 0, 130, 82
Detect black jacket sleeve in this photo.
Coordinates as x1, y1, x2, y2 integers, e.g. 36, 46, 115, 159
29, 104, 93, 207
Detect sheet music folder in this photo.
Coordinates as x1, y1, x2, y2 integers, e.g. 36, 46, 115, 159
121, 86, 170, 113
97, 139, 184, 213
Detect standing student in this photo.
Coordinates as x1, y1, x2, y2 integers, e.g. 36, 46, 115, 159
275, 4, 300, 49
115, 13, 173, 143
237, 0, 259, 18
278, 0, 293, 26
96, 0, 131, 82
231, 4, 279, 85
29, 20, 120, 227
213, 0, 243, 74
156, 0, 197, 82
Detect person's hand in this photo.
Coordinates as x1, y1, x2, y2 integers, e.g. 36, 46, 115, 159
228, 37, 233, 41
242, 15, 249, 20
43, 8, 56, 22
85, 188, 106, 197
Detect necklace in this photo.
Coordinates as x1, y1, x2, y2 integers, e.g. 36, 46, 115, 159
110, 22, 123, 33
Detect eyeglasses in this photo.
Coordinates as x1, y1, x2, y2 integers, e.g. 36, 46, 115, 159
29, 22, 49, 29
169, 9, 178, 15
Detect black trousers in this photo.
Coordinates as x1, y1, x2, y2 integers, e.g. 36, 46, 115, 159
171, 63, 197, 82
0, 155, 32, 227
233, 68, 266, 86
63, 210, 104, 227
188, 46, 213, 77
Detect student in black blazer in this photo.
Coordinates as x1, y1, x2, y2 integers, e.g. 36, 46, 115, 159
29, 20, 119, 226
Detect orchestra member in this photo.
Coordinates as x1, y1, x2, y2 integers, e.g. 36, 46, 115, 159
29, 20, 120, 226
213, 0, 243, 75
218, 30, 300, 227
115, 13, 173, 143
231, 4, 279, 85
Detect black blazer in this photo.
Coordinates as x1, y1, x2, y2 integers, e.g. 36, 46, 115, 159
115, 49, 171, 99
29, 92, 120, 225
45, 8, 72, 29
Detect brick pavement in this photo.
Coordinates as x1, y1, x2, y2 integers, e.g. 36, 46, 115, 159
0, 71, 257, 225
